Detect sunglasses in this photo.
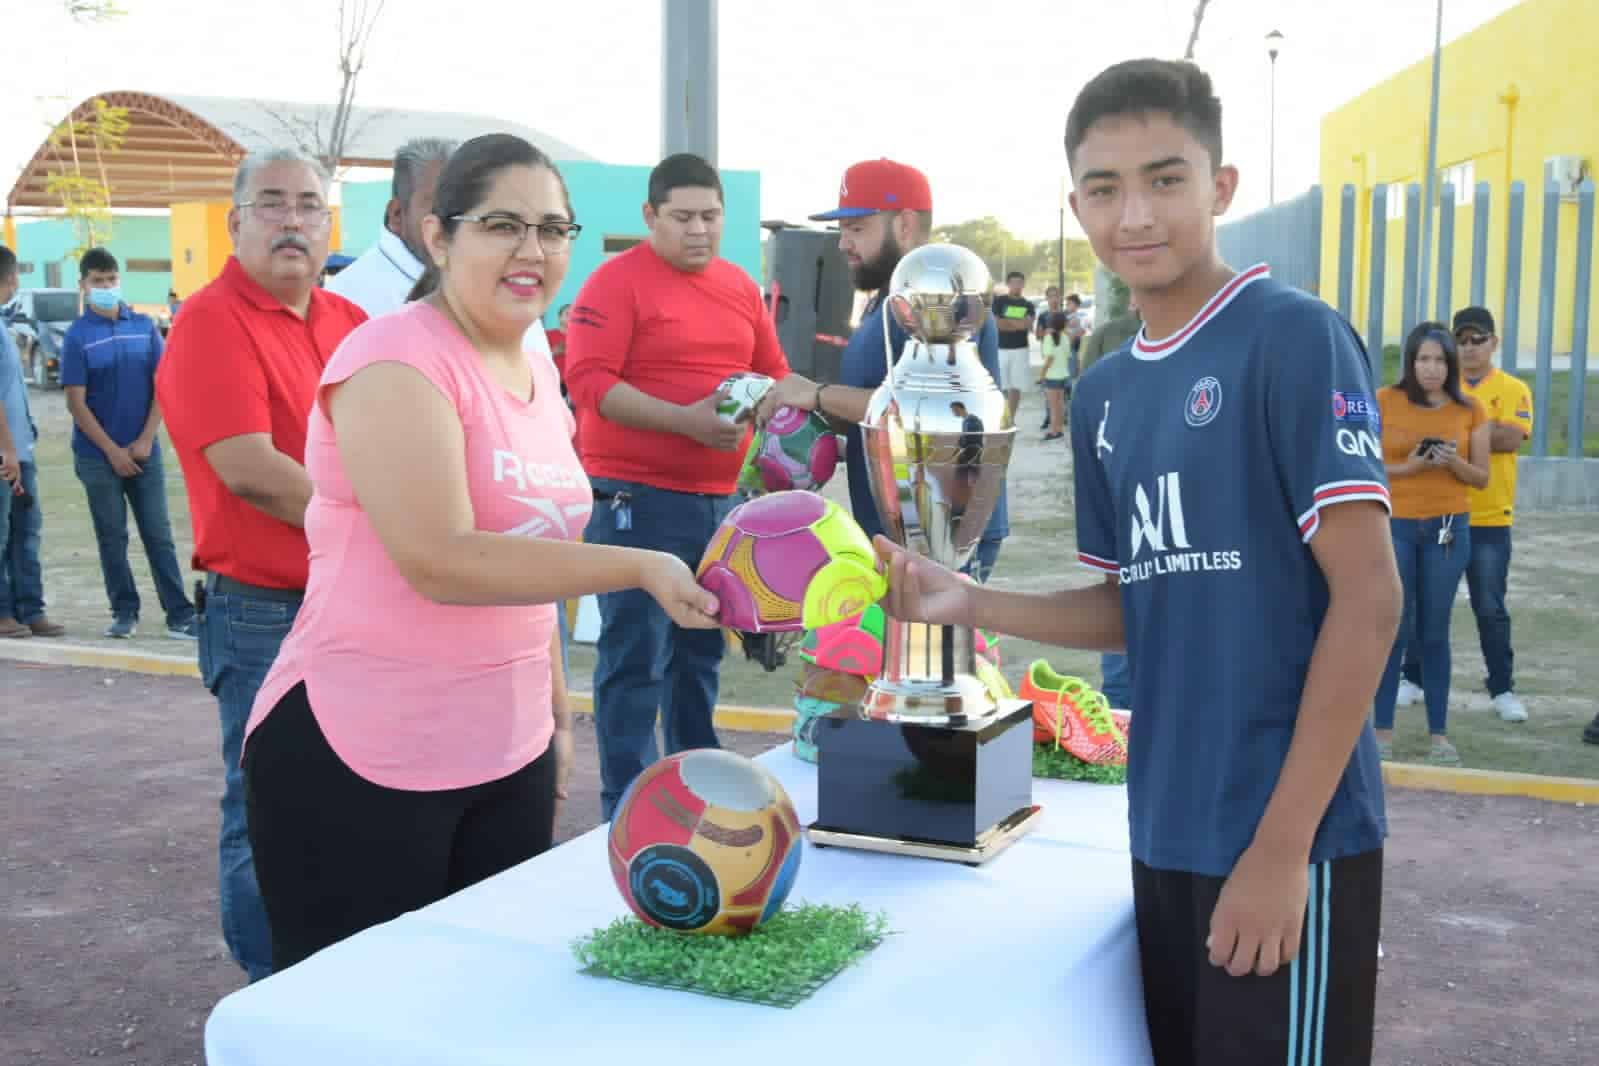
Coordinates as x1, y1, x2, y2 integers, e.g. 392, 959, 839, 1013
1454, 332, 1493, 346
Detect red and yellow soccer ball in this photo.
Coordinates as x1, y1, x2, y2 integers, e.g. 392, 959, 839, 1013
608, 749, 803, 936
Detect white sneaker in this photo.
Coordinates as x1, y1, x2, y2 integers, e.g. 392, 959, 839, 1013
1396, 680, 1424, 707
1492, 692, 1528, 723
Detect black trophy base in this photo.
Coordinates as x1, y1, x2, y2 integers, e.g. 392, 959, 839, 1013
805, 698, 1039, 866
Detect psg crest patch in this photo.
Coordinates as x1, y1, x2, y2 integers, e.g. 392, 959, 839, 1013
1185, 376, 1223, 427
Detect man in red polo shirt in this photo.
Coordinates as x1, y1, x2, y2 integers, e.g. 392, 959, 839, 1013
156, 148, 366, 982
565, 152, 791, 818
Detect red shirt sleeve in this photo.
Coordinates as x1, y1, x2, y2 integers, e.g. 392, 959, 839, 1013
156, 303, 271, 452
563, 263, 637, 414
749, 280, 790, 379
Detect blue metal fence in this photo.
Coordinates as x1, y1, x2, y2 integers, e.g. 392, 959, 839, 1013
1214, 179, 1592, 457
1216, 187, 1323, 295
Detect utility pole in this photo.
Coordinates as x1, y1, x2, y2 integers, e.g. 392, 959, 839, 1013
1418, 0, 1445, 323
661, 0, 718, 164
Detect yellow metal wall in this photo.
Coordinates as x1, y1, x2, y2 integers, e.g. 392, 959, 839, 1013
169, 201, 231, 299
1319, 0, 1599, 355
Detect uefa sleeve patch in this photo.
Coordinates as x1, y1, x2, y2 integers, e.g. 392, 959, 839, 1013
1331, 390, 1379, 429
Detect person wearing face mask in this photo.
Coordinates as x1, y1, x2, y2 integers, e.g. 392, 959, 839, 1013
60, 247, 195, 641
237, 134, 721, 971
1372, 322, 1491, 766
156, 148, 369, 983
564, 152, 792, 820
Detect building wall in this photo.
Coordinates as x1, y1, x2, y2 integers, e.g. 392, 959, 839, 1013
11, 214, 176, 309
170, 201, 231, 299
1319, 0, 1599, 354
336, 162, 764, 328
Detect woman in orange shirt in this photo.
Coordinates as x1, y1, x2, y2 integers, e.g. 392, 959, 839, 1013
1373, 323, 1490, 764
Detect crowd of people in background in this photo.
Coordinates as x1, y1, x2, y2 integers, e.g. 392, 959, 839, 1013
1, 113, 1597, 1005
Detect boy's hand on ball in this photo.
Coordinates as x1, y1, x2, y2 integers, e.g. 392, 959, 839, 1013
643, 552, 722, 629
681, 390, 746, 450
873, 535, 975, 629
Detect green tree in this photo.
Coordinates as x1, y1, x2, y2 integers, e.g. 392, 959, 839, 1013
44, 96, 130, 258
64, 0, 124, 20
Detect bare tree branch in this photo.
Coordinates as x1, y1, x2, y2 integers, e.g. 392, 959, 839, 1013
1183, 0, 1214, 60
322, 0, 387, 174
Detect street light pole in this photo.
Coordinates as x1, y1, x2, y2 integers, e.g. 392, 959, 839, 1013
1418, 0, 1445, 324
1266, 29, 1283, 206
1058, 176, 1067, 296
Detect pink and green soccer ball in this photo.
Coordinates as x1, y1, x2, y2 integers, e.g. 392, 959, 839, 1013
695, 491, 886, 635
744, 406, 841, 494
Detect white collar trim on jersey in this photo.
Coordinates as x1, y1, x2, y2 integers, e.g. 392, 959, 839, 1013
1131, 263, 1271, 361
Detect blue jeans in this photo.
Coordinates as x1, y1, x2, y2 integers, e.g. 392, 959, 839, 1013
73, 444, 194, 627
1399, 525, 1515, 697
1375, 516, 1470, 736
1100, 652, 1133, 709
584, 479, 736, 819
0, 462, 46, 623
199, 578, 301, 982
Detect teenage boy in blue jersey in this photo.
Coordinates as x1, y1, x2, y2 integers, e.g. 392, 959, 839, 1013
874, 60, 1401, 1066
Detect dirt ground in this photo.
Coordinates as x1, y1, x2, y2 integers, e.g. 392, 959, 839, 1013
2, 663, 1593, 1066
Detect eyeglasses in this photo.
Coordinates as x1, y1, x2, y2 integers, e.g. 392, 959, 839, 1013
451, 213, 582, 255
238, 199, 333, 230
1455, 332, 1493, 347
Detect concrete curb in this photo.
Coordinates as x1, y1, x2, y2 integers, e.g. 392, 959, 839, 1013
7, 641, 1595, 801
0, 639, 798, 735
1382, 762, 1599, 805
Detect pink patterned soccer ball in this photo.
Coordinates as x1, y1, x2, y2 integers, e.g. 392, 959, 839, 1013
695, 491, 886, 635
752, 406, 841, 493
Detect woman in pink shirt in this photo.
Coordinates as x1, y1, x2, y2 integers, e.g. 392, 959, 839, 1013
242, 134, 721, 972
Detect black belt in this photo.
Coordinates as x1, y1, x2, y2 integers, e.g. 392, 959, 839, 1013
205, 573, 305, 603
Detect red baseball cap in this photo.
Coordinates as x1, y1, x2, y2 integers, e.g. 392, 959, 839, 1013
809, 159, 933, 221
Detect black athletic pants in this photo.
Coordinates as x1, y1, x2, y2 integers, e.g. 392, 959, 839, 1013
1133, 849, 1383, 1066
244, 682, 557, 972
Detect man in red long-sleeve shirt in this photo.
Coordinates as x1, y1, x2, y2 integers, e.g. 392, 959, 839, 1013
565, 153, 791, 818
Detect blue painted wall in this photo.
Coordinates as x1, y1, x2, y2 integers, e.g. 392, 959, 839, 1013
337, 163, 763, 328
10, 215, 177, 306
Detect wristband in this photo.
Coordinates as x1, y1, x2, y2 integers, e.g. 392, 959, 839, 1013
814, 382, 827, 414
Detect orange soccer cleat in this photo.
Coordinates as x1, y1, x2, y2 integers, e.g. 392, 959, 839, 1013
1021, 660, 1129, 767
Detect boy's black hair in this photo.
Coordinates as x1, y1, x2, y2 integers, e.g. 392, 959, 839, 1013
0, 244, 16, 282
1065, 59, 1224, 173
648, 153, 723, 209
79, 247, 119, 279
1005, 270, 1025, 283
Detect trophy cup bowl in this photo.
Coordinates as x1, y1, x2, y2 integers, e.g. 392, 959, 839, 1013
806, 243, 1039, 866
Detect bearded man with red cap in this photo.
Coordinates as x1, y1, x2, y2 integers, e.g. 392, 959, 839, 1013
760, 159, 1009, 580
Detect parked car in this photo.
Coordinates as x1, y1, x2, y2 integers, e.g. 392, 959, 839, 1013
2, 287, 80, 388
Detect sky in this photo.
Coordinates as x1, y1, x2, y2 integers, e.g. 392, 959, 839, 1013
5, 0, 1526, 241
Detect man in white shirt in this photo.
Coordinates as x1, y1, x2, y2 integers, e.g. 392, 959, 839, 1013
328, 137, 456, 316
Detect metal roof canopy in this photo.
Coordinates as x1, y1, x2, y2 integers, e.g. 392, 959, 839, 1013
6, 90, 598, 213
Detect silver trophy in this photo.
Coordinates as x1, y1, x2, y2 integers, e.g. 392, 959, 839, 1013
805, 243, 1038, 866
860, 243, 1015, 725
